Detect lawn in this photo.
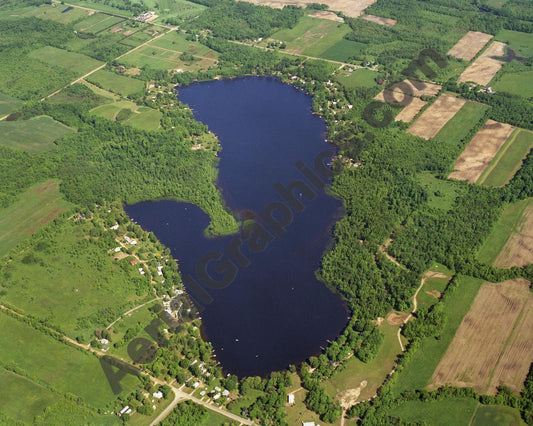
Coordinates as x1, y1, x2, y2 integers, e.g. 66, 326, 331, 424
0, 216, 154, 339
0, 93, 22, 116
472, 404, 525, 426
324, 321, 403, 403
388, 397, 479, 425
493, 71, 533, 98
28, 46, 104, 76
336, 68, 378, 89
90, 101, 162, 131
434, 101, 489, 155
418, 172, 466, 211
391, 275, 484, 395
477, 198, 531, 265
143, 0, 207, 21
480, 130, 533, 187
0, 180, 73, 258
0, 115, 74, 152
417, 275, 450, 311
87, 69, 145, 97
22, 3, 91, 24
495, 30, 533, 58
0, 311, 140, 408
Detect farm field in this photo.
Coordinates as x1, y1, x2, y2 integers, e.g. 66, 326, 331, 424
324, 322, 403, 406
0, 93, 22, 116
493, 201, 533, 268
0, 217, 153, 338
458, 41, 507, 86
150, 31, 217, 58
449, 120, 515, 183
472, 404, 526, 426
478, 198, 532, 265
430, 279, 533, 394
90, 101, 162, 131
28, 46, 104, 76
87, 69, 145, 97
0, 310, 139, 408
236, 0, 377, 18
335, 68, 378, 88
495, 29, 533, 58
480, 130, 533, 187
388, 397, 479, 426
21, 3, 91, 24
0, 180, 73, 258
0, 115, 74, 152
391, 276, 484, 395
142, 0, 207, 21
447, 31, 493, 61
407, 93, 466, 140
73, 12, 125, 33
493, 70, 533, 98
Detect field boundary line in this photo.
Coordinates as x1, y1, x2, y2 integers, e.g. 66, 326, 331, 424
477, 128, 519, 185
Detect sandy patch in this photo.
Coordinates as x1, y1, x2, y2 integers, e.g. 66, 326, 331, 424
123, 30, 135, 36
309, 10, 344, 22
407, 93, 466, 140
449, 120, 515, 183
447, 31, 493, 62
339, 380, 368, 408
236, 0, 376, 18
110, 26, 122, 33
458, 41, 507, 86
360, 14, 396, 26
387, 312, 409, 326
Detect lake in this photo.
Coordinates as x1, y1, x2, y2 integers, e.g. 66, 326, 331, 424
125, 77, 349, 377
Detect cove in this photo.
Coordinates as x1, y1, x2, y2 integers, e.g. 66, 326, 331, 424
125, 77, 349, 377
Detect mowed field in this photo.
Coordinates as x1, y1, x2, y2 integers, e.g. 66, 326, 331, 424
480, 130, 533, 187
493, 70, 533, 98
0, 93, 22, 116
495, 29, 533, 58
458, 41, 507, 86
430, 279, 533, 395
28, 46, 104, 77
407, 93, 466, 139
87, 69, 145, 97
388, 398, 479, 426
449, 120, 515, 183
447, 31, 493, 61
236, 0, 376, 18
90, 100, 162, 131
0, 115, 74, 152
335, 68, 378, 89
0, 180, 73, 257
21, 3, 91, 24
0, 310, 139, 408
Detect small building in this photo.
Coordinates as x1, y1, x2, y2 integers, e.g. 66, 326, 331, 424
100, 338, 109, 345
302, 422, 315, 426
102, 345, 109, 352
114, 247, 121, 252
192, 382, 200, 388
110, 224, 119, 230
213, 393, 221, 400
287, 394, 295, 404
222, 389, 230, 397
153, 391, 163, 399
119, 406, 130, 416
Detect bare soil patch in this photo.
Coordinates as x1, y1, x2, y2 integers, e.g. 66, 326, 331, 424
407, 93, 466, 140
387, 312, 409, 326
430, 279, 533, 395
449, 120, 515, 183
447, 31, 493, 61
124, 67, 142, 76
308, 10, 343, 22
110, 26, 122, 33
123, 30, 135, 36
458, 41, 507, 86
425, 289, 441, 299
361, 14, 396, 26
494, 204, 533, 268
236, 0, 376, 18
339, 381, 367, 408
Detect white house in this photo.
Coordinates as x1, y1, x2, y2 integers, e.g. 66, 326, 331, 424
287, 394, 295, 404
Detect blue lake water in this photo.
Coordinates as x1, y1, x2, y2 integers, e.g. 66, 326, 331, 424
125, 77, 349, 377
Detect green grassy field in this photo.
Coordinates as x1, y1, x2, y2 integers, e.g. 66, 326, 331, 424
392, 275, 484, 395
22, 3, 91, 24
73, 12, 125, 33
493, 71, 533, 98
0, 217, 153, 338
143, 0, 207, 21
388, 398, 479, 425
418, 172, 466, 211
28, 46, 104, 76
0, 311, 139, 408
434, 101, 489, 154
495, 30, 533, 58
0, 115, 74, 152
477, 198, 531, 264
90, 101, 162, 131
0, 93, 22, 116
150, 31, 218, 59
87, 70, 145, 96
335, 68, 378, 88
480, 130, 533, 187
324, 322, 403, 403
472, 404, 525, 426
417, 275, 450, 311
0, 180, 73, 258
